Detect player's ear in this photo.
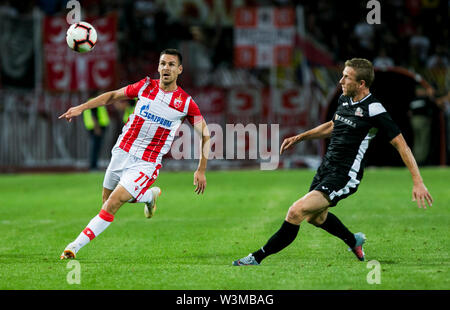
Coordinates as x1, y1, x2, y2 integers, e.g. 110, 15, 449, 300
178, 64, 183, 75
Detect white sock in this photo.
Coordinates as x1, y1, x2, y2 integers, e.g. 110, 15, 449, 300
71, 209, 115, 253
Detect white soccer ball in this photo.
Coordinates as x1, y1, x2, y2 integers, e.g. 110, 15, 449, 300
66, 21, 97, 53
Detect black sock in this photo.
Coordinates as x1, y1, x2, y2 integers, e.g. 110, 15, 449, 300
318, 212, 356, 248
252, 220, 300, 263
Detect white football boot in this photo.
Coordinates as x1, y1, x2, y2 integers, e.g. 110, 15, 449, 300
60, 242, 77, 260
144, 187, 161, 219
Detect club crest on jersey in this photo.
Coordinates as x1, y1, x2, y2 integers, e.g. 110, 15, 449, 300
173, 95, 183, 109
355, 107, 364, 117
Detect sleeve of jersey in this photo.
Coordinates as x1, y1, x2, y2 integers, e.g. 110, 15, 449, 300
186, 99, 203, 125
124, 78, 147, 99
369, 102, 401, 141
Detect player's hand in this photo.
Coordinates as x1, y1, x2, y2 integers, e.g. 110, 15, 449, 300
193, 170, 206, 195
412, 182, 433, 209
58, 106, 83, 122
280, 135, 301, 155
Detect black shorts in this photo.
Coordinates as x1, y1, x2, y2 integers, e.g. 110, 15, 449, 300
309, 165, 361, 207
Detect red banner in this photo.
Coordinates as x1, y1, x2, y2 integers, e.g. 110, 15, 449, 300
43, 13, 118, 92
234, 7, 295, 68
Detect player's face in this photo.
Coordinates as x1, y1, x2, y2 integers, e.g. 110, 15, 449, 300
339, 67, 360, 98
158, 54, 183, 85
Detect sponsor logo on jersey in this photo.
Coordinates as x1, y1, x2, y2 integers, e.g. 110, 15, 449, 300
335, 114, 357, 128
139, 105, 173, 127
342, 102, 348, 106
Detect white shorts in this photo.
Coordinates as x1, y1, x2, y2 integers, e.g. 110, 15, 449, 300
103, 147, 161, 202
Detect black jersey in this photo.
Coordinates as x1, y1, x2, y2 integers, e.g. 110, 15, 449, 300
311, 93, 401, 206
323, 93, 401, 175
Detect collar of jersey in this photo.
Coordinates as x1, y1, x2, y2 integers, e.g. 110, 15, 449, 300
350, 93, 372, 105
157, 79, 178, 93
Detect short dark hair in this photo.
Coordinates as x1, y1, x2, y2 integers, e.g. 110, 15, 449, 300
344, 58, 375, 88
160, 48, 182, 65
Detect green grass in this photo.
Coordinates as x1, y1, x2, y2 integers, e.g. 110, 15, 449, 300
0, 168, 449, 290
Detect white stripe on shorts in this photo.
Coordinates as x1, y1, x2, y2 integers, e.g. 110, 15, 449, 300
329, 128, 378, 201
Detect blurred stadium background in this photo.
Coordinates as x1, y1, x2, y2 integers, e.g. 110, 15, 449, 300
0, 0, 449, 173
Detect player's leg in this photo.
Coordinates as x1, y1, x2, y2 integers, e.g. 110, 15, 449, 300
121, 163, 162, 219
309, 209, 356, 248
60, 149, 126, 259
307, 170, 367, 261
308, 200, 366, 261
284, 190, 330, 224
102, 184, 133, 214
101, 147, 125, 205
233, 190, 330, 265
60, 185, 132, 259
102, 187, 113, 204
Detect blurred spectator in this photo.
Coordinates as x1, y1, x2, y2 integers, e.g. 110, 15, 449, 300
427, 45, 449, 69
179, 25, 218, 87
408, 85, 436, 165
83, 92, 110, 171
409, 26, 430, 71
37, 0, 67, 15
156, 0, 209, 25
0, 1, 35, 89
114, 98, 136, 125
306, 15, 324, 44
353, 20, 376, 59
0, 1, 18, 16
436, 70, 450, 164
373, 48, 395, 69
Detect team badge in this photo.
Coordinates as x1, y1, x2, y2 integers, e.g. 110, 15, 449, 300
173, 95, 183, 109
355, 107, 364, 117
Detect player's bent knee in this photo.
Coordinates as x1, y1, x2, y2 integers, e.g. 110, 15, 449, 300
306, 217, 321, 226
286, 201, 307, 223
306, 208, 328, 226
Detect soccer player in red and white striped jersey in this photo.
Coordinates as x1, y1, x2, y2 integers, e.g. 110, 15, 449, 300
59, 49, 210, 259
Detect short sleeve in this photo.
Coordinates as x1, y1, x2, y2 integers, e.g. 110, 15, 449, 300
369, 102, 401, 141
125, 78, 147, 98
186, 99, 203, 125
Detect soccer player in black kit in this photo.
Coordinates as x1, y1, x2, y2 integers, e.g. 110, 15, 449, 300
233, 58, 433, 266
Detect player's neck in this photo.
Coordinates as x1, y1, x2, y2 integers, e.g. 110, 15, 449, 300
352, 89, 370, 102
160, 81, 178, 92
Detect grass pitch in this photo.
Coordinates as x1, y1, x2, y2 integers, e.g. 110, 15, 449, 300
0, 168, 448, 290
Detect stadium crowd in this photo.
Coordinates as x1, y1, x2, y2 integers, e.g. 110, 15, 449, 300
0, 0, 449, 164
1, 0, 447, 88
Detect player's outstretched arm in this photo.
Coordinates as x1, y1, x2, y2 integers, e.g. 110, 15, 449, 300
280, 120, 334, 155
390, 134, 433, 209
193, 119, 210, 194
58, 87, 128, 122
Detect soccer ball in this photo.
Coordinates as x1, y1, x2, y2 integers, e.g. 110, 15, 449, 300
66, 22, 97, 53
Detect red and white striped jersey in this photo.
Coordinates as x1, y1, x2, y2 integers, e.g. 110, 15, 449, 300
114, 77, 203, 164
